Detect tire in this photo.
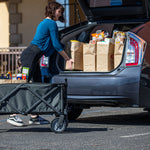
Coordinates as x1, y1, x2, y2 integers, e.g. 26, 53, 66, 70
68, 105, 83, 121
51, 117, 67, 133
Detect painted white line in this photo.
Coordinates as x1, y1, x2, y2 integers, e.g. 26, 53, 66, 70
121, 132, 150, 138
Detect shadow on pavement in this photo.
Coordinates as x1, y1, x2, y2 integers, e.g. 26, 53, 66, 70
76, 112, 150, 126
65, 127, 108, 133
2, 111, 149, 133
3, 127, 108, 133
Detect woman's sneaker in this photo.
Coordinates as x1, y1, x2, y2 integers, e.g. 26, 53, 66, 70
29, 116, 50, 125
7, 115, 24, 127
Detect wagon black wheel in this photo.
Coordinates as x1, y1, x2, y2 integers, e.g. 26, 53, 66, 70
51, 117, 67, 133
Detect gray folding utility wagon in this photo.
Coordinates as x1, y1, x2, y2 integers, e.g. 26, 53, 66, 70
0, 82, 68, 133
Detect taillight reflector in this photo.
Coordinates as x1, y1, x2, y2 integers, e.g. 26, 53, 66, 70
125, 32, 146, 67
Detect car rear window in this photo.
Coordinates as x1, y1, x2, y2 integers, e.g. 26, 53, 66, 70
89, 0, 143, 8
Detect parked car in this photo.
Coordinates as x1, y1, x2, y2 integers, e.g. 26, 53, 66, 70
50, 0, 150, 120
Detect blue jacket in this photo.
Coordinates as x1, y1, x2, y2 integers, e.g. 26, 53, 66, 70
31, 18, 64, 56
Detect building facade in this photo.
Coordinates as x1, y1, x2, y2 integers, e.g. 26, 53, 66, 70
0, 0, 86, 47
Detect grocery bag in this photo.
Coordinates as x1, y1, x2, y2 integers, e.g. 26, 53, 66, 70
97, 38, 114, 72
65, 41, 83, 70
83, 43, 97, 72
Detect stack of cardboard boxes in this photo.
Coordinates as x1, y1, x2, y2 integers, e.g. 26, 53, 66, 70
65, 30, 125, 72
90, 0, 122, 7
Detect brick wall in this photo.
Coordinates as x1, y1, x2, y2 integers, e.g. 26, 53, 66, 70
9, 0, 22, 46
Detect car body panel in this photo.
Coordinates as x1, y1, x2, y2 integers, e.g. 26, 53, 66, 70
52, 65, 141, 107
131, 21, 150, 107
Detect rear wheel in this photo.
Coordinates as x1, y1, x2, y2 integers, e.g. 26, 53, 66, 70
51, 117, 67, 133
68, 105, 83, 120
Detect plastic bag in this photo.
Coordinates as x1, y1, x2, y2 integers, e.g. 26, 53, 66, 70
40, 55, 49, 67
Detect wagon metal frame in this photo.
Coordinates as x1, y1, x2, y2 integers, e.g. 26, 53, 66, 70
0, 82, 68, 133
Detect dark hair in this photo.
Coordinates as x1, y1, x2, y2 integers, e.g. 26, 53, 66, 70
45, 1, 65, 22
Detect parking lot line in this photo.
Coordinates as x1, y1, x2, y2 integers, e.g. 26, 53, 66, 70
120, 132, 150, 138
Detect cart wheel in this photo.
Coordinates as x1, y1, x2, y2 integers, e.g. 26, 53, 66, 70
51, 117, 67, 133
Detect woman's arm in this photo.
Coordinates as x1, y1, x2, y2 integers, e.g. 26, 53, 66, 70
59, 50, 70, 61
59, 50, 74, 70
49, 22, 74, 70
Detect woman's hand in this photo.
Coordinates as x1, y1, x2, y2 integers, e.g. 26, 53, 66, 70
59, 50, 74, 70
66, 59, 74, 70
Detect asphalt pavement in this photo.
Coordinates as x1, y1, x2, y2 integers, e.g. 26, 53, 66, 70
0, 107, 150, 150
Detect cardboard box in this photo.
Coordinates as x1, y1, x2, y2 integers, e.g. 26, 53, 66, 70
65, 41, 83, 70
83, 43, 96, 72
90, 0, 122, 7
97, 38, 114, 72
90, 0, 110, 7
0, 79, 26, 84
114, 40, 124, 68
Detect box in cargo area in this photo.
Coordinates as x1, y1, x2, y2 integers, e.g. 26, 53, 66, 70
90, 0, 122, 7
90, 0, 110, 7
97, 38, 114, 72
83, 43, 97, 72
65, 41, 83, 70
114, 40, 124, 68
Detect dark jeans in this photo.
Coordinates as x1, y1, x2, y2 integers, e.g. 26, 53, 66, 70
20, 44, 44, 82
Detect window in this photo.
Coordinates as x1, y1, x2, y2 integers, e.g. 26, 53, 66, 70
56, 0, 69, 30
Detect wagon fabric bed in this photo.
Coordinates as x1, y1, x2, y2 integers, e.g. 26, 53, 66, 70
0, 82, 68, 133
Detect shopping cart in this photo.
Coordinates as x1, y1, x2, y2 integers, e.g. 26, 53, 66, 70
0, 81, 68, 133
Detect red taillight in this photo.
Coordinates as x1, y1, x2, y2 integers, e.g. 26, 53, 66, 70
125, 32, 146, 67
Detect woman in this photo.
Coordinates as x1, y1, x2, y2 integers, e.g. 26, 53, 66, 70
7, 1, 73, 127
22, 1, 73, 82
